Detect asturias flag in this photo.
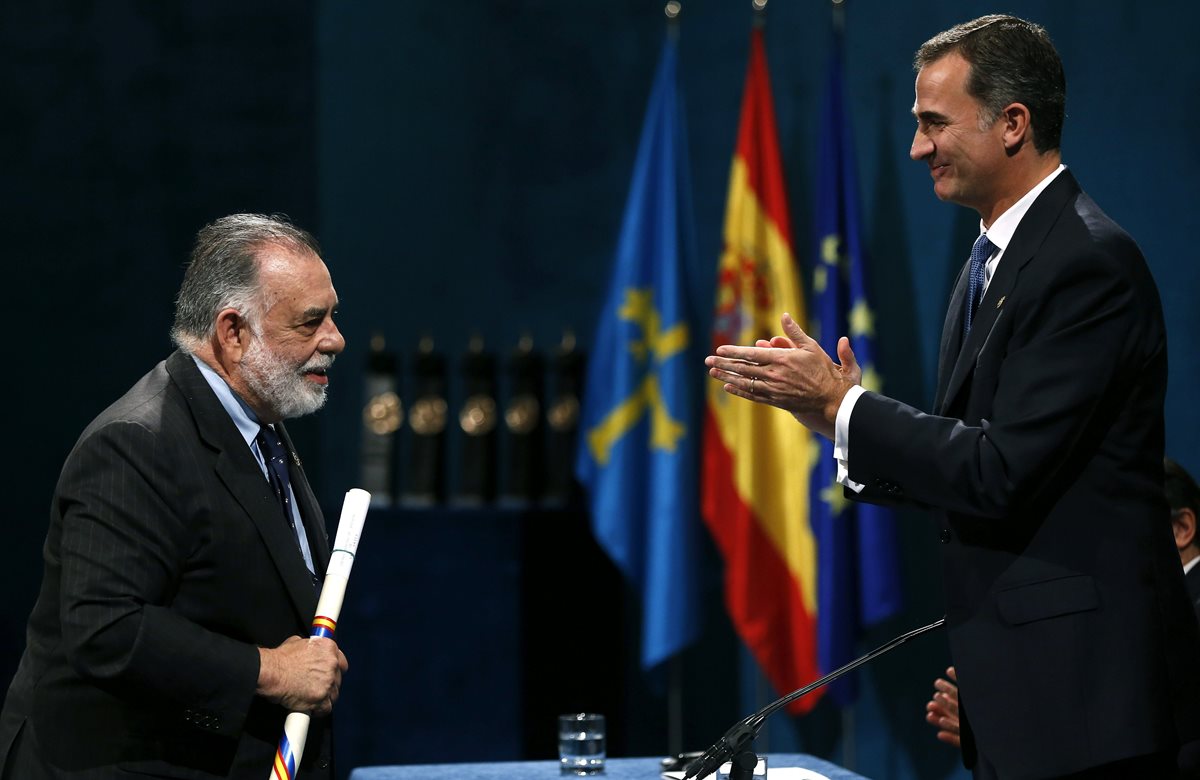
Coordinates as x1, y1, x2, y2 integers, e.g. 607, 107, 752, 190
575, 32, 702, 672
809, 27, 904, 705
701, 27, 821, 714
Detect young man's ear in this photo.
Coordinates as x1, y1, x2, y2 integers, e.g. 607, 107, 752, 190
1000, 102, 1033, 153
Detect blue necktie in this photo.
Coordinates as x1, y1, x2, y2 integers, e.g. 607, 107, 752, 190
963, 233, 996, 338
256, 424, 315, 575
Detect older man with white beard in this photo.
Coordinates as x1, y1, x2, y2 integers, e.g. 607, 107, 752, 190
0, 214, 349, 780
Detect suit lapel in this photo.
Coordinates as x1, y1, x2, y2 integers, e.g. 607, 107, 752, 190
165, 351, 317, 627
934, 259, 971, 413
937, 170, 1081, 413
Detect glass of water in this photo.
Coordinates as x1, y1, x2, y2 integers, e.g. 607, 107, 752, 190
558, 712, 605, 774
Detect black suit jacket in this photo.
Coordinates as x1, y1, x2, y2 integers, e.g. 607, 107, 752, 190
0, 351, 334, 779
845, 171, 1200, 778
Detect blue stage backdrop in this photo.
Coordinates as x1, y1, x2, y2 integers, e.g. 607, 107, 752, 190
6, 3, 1200, 780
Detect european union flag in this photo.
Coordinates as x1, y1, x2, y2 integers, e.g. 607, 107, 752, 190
809, 28, 904, 705
575, 32, 701, 672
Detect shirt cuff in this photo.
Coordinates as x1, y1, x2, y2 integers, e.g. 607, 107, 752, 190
834, 384, 867, 493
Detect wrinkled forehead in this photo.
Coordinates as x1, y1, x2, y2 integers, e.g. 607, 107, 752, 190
254, 243, 335, 312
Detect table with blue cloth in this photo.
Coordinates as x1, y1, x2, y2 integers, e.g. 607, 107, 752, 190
348, 754, 870, 780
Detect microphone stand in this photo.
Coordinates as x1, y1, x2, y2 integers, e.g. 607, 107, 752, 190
684, 616, 946, 780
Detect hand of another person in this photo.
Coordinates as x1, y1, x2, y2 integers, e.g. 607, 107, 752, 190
707, 312, 860, 439
257, 635, 349, 716
925, 666, 961, 748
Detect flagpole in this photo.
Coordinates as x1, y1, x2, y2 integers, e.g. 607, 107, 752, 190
750, 0, 771, 752
664, 5, 683, 759
661, 0, 685, 759
828, 0, 856, 770
668, 656, 684, 757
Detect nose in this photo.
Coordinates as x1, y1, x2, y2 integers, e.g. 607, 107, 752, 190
320, 320, 346, 355
910, 128, 933, 161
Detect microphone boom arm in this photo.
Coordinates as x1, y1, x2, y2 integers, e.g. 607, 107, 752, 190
684, 616, 946, 780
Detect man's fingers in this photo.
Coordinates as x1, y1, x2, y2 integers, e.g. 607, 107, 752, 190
707, 364, 747, 389
837, 336, 859, 373
711, 344, 775, 363
936, 731, 962, 748
781, 312, 813, 344
706, 356, 767, 389
720, 381, 755, 402
934, 693, 958, 717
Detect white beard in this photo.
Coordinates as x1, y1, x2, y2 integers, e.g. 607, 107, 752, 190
241, 336, 334, 420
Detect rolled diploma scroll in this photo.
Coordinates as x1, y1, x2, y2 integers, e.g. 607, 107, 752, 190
270, 488, 371, 780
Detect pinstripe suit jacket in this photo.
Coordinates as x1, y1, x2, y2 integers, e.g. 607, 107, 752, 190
0, 350, 334, 779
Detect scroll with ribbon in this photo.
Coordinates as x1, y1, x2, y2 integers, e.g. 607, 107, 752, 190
270, 488, 371, 780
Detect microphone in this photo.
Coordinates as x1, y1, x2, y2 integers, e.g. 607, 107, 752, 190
684, 616, 946, 780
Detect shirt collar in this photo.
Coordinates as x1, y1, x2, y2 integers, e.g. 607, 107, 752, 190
979, 163, 1067, 252
191, 354, 263, 448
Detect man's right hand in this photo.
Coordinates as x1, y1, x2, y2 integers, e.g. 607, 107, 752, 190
925, 666, 961, 748
257, 635, 348, 716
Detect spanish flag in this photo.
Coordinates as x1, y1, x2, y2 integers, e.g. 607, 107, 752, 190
701, 26, 820, 713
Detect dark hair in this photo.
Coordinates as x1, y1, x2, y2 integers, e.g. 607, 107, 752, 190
1166, 457, 1200, 517
170, 213, 321, 352
915, 14, 1066, 153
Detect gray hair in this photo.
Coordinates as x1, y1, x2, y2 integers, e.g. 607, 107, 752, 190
170, 214, 322, 352
915, 14, 1066, 153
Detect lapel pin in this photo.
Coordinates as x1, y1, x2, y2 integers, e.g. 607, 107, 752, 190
996, 295, 1006, 309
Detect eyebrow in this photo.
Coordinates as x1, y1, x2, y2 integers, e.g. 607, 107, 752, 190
300, 305, 334, 321
913, 108, 951, 123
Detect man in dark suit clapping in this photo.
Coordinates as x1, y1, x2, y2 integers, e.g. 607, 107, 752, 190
707, 15, 1200, 779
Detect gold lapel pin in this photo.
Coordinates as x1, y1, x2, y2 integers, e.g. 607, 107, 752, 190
996, 295, 1006, 309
